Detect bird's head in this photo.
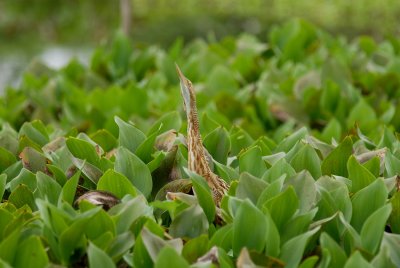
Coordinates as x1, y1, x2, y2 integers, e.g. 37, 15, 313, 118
175, 64, 194, 113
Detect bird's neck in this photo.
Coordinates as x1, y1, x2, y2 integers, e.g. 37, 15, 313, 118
186, 105, 212, 177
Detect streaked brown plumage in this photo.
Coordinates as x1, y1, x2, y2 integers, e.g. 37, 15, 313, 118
176, 64, 229, 206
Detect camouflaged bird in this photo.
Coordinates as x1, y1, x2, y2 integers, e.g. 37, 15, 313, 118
176, 64, 229, 207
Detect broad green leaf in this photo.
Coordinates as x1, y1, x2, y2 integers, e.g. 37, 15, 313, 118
203, 126, 231, 164
351, 178, 387, 232
154, 247, 189, 268
238, 146, 267, 177
181, 234, 208, 263
147, 111, 182, 135
347, 155, 376, 192
275, 127, 308, 153
262, 157, 295, 183
290, 144, 321, 179
347, 99, 377, 133
19, 146, 47, 173
209, 224, 233, 252
115, 116, 146, 153
88, 242, 116, 268
264, 186, 298, 229
0, 147, 16, 173
189, 170, 216, 223
115, 147, 152, 198
299, 256, 319, 268
109, 195, 153, 234
66, 137, 100, 167
36, 171, 62, 205
60, 171, 80, 205
264, 209, 280, 257
280, 227, 320, 268
236, 172, 268, 204
59, 207, 101, 263
107, 232, 135, 261
97, 169, 137, 199
321, 118, 342, 142
19, 120, 49, 147
9, 184, 36, 210
141, 227, 183, 261
9, 168, 36, 192
14, 236, 49, 268
281, 209, 317, 244
321, 136, 353, 177
344, 251, 373, 268
169, 204, 209, 238
135, 130, 159, 163
0, 228, 21, 264
90, 129, 117, 152
361, 204, 392, 254
385, 150, 400, 177
286, 171, 317, 213
320, 232, 347, 268
233, 200, 267, 256
389, 192, 400, 233
0, 174, 5, 201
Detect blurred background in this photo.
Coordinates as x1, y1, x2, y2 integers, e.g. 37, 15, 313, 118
1, 0, 400, 91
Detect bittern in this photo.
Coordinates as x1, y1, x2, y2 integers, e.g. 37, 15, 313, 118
176, 64, 229, 207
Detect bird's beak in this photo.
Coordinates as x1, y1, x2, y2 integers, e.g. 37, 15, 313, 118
175, 63, 191, 113
175, 63, 186, 82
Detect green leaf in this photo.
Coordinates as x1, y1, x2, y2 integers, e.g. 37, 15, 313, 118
19, 146, 47, 173
36, 171, 62, 205
181, 234, 209, 264
14, 236, 49, 268
203, 126, 231, 164
275, 127, 308, 153
389, 192, 400, 233
107, 232, 135, 261
208, 224, 233, 252
115, 116, 146, 153
385, 150, 400, 177
236, 172, 268, 204
286, 171, 317, 213
109, 195, 153, 234
233, 200, 267, 256
0, 174, 6, 201
0, 228, 21, 264
97, 169, 137, 199
264, 186, 298, 229
147, 111, 182, 135
351, 178, 387, 232
115, 147, 152, 198
321, 136, 353, 177
344, 251, 373, 268
320, 232, 347, 268
347, 155, 376, 192
361, 204, 392, 254
280, 227, 320, 268
262, 157, 296, 183
188, 170, 216, 223
169, 204, 209, 238
0, 147, 16, 173
60, 171, 80, 205
154, 247, 189, 268
66, 137, 100, 167
10, 168, 36, 192
239, 146, 267, 177
290, 144, 321, 179
264, 209, 281, 257
9, 184, 36, 210
19, 120, 49, 147
347, 99, 377, 133
135, 130, 159, 163
88, 242, 116, 268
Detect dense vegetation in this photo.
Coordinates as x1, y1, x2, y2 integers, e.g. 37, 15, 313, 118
1, 20, 400, 267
